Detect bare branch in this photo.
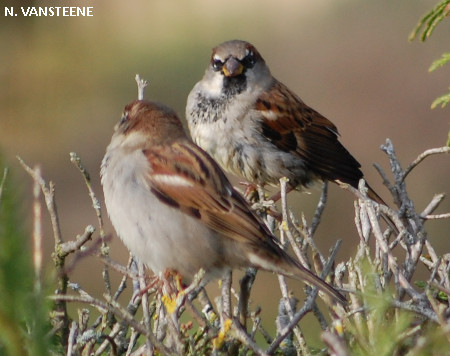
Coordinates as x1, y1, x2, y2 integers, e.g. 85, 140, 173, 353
0, 167, 8, 204
401, 146, 450, 182
32, 165, 43, 293
70, 152, 106, 240
310, 181, 328, 235
135, 74, 148, 100
50, 293, 175, 356
66, 321, 78, 356
321, 331, 349, 356
137, 261, 153, 354
267, 289, 319, 354
60, 225, 95, 257
18, 156, 63, 246
390, 299, 439, 323
17, 156, 69, 344
70, 152, 112, 298
231, 319, 269, 356
421, 193, 446, 217
424, 213, 450, 220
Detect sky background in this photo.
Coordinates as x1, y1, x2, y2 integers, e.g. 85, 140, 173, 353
1, 0, 449, 345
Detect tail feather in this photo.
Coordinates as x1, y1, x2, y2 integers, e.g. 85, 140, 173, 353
334, 178, 399, 234
276, 254, 347, 306
366, 184, 399, 234
366, 184, 387, 206
293, 265, 347, 305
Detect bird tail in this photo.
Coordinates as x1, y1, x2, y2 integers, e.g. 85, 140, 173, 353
335, 179, 399, 234
276, 254, 347, 306
366, 184, 399, 234
366, 183, 387, 205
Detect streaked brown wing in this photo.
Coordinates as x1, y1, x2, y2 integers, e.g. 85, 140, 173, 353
143, 139, 279, 248
256, 80, 363, 187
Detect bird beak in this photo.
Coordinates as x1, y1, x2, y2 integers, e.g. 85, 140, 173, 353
222, 57, 244, 77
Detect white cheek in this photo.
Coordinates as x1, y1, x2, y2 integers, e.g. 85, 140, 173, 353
203, 73, 224, 96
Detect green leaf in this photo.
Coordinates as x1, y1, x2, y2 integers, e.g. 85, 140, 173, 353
0, 158, 52, 356
415, 280, 427, 290
437, 291, 448, 302
429, 53, 450, 72
409, 0, 450, 42
431, 91, 450, 109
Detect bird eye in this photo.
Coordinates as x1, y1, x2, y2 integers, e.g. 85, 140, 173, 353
242, 50, 256, 68
119, 112, 128, 125
212, 58, 223, 71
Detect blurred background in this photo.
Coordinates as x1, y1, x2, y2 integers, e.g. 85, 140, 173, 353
1, 0, 449, 346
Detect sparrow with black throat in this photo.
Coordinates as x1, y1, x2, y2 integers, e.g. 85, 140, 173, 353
186, 39, 390, 209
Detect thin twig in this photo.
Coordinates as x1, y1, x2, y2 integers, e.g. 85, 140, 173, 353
17, 156, 63, 246
420, 193, 446, 218
424, 213, 450, 220
100, 255, 140, 281
401, 147, 450, 182
126, 329, 140, 355
138, 262, 154, 355
365, 196, 422, 300
0, 167, 8, 205
338, 181, 405, 236
70, 152, 112, 298
69, 152, 106, 239
231, 319, 269, 356
276, 277, 307, 355
50, 294, 175, 356
310, 181, 328, 236
18, 157, 69, 345
221, 270, 232, 320
96, 257, 138, 355
390, 299, 439, 323
112, 256, 135, 301
267, 289, 319, 354
269, 241, 342, 353
60, 225, 95, 257
66, 321, 78, 356
373, 162, 399, 205
279, 178, 313, 267
321, 331, 349, 356
32, 165, 43, 293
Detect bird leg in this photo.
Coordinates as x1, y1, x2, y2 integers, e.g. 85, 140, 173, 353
161, 269, 206, 317
133, 274, 161, 302
239, 181, 260, 201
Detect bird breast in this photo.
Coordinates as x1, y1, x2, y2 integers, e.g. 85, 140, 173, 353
101, 147, 227, 282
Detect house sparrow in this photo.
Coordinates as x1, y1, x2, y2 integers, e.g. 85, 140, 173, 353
101, 100, 346, 304
186, 39, 387, 204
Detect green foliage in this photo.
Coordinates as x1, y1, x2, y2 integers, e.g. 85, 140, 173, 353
429, 53, 450, 109
410, 1, 450, 110
431, 91, 450, 109
344, 261, 449, 356
429, 53, 450, 72
409, 0, 450, 41
0, 161, 51, 356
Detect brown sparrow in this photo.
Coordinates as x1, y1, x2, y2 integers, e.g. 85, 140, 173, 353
186, 40, 387, 204
101, 100, 346, 304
